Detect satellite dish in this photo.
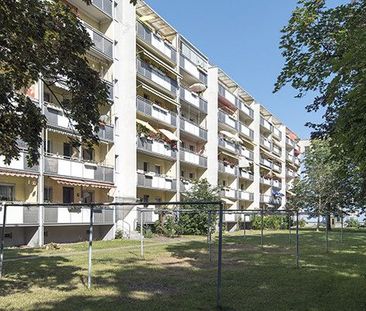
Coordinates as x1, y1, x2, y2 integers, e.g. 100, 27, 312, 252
189, 83, 207, 94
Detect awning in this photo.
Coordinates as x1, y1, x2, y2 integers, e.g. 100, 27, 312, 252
159, 128, 179, 141
220, 130, 242, 143
136, 119, 158, 133
0, 170, 38, 179
137, 83, 178, 107
221, 198, 234, 205
50, 177, 114, 189
238, 157, 251, 168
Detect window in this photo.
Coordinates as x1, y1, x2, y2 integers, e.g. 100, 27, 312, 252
181, 170, 185, 177
44, 92, 51, 103
63, 143, 72, 158
44, 140, 52, 154
155, 165, 161, 175
240, 184, 244, 190
82, 191, 94, 204
189, 145, 194, 152
189, 173, 194, 179
83, 148, 94, 161
63, 187, 74, 203
0, 185, 14, 201
222, 181, 226, 187
143, 162, 148, 172
44, 187, 53, 203
143, 195, 149, 203
181, 142, 185, 149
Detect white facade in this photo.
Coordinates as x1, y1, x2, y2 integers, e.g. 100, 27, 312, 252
0, 0, 301, 246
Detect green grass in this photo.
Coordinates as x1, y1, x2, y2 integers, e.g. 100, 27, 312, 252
1, 230, 366, 311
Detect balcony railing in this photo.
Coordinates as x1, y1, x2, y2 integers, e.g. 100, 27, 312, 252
218, 138, 237, 154
287, 153, 300, 166
136, 96, 177, 127
238, 169, 254, 180
180, 179, 194, 192
273, 163, 282, 173
237, 146, 254, 160
137, 59, 178, 96
237, 190, 254, 201
286, 137, 296, 149
272, 180, 282, 189
137, 137, 177, 159
0, 151, 39, 173
180, 117, 207, 140
179, 87, 208, 113
221, 188, 237, 199
180, 55, 207, 84
218, 84, 236, 106
218, 161, 238, 176
260, 117, 273, 132
260, 195, 272, 203
137, 22, 177, 63
44, 105, 114, 142
273, 127, 282, 140
260, 157, 272, 169
260, 136, 272, 151
83, 23, 113, 60
236, 98, 254, 119
92, 0, 113, 17
180, 149, 207, 167
272, 144, 282, 157
218, 110, 237, 129
137, 172, 177, 191
44, 155, 113, 183
260, 177, 272, 186
238, 122, 254, 140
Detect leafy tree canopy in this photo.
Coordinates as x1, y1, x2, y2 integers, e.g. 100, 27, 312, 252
275, 0, 366, 172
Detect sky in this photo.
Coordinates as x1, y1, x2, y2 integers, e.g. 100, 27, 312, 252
145, 0, 345, 139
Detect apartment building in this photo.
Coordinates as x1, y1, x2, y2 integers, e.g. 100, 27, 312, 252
0, 0, 301, 246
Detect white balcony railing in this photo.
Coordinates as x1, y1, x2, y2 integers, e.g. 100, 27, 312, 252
218, 110, 237, 129
180, 118, 207, 140
260, 195, 272, 203
0, 151, 39, 173
260, 117, 273, 132
273, 163, 282, 173
137, 137, 176, 159
238, 190, 254, 201
221, 188, 237, 199
236, 99, 254, 119
286, 137, 296, 149
237, 146, 254, 160
272, 144, 282, 157
137, 172, 176, 191
83, 23, 113, 60
218, 138, 237, 153
218, 161, 238, 176
260, 136, 272, 150
180, 55, 207, 84
239, 122, 254, 140
179, 87, 207, 113
273, 127, 282, 140
180, 149, 207, 167
260, 177, 272, 186
218, 84, 236, 106
238, 170, 254, 180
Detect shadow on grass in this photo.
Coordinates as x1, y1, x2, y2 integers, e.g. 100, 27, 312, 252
1, 231, 366, 311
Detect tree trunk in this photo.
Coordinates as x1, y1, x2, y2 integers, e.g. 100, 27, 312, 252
316, 214, 320, 232
326, 213, 332, 231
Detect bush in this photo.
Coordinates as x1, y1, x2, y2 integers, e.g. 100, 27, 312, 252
346, 218, 360, 228
115, 229, 123, 239
251, 215, 292, 230
153, 216, 180, 237
178, 210, 216, 235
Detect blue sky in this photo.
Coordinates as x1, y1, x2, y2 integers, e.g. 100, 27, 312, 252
146, 0, 345, 139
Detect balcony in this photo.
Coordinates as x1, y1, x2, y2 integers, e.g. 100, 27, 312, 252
238, 170, 254, 181
180, 87, 207, 113
136, 96, 177, 127
272, 144, 282, 157
287, 169, 297, 178
260, 117, 273, 133
218, 110, 237, 129
260, 195, 272, 204
260, 177, 272, 186
44, 155, 113, 183
180, 149, 207, 168
272, 180, 282, 189
69, 0, 112, 21
218, 84, 236, 106
218, 138, 237, 154
137, 137, 177, 160
218, 161, 238, 176
83, 23, 113, 60
44, 106, 114, 142
137, 59, 178, 97
180, 55, 207, 85
137, 172, 177, 191
236, 99, 254, 119
273, 163, 282, 173
273, 127, 282, 140
238, 190, 254, 201
137, 22, 177, 64
44, 105, 114, 143
260, 136, 272, 151
180, 118, 207, 141
44, 206, 113, 225
237, 146, 254, 160
260, 157, 272, 169
238, 122, 254, 140
0, 151, 39, 173
221, 188, 237, 199
286, 137, 296, 149
287, 153, 300, 166
180, 179, 194, 192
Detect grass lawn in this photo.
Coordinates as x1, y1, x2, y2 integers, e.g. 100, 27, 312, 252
0, 229, 366, 311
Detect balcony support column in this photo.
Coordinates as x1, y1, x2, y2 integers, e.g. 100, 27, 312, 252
38, 77, 45, 247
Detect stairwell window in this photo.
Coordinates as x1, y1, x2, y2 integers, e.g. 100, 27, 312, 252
0, 185, 15, 201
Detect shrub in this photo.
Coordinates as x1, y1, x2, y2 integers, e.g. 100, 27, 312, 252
153, 216, 180, 237
251, 215, 291, 230
115, 229, 124, 239
346, 218, 360, 228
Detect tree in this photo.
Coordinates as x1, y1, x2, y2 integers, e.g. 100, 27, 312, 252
178, 179, 220, 235
287, 139, 364, 229
274, 0, 366, 175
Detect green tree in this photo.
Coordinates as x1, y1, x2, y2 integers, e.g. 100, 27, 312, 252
0, 0, 136, 166
274, 0, 366, 175
178, 179, 220, 235
288, 139, 364, 229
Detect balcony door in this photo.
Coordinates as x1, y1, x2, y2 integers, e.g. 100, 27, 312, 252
63, 187, 74, 204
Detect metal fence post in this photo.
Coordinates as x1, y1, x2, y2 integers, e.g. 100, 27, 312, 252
296, 211, 299, 268
208, 210, 212, 263
260, 209, 264, 249
243, 213, 246, 237
325, 213, 329, 253
340, 212, 344, 244
87, 206, 94, 289
288, 212, 291, 246
0, 202, 7, 278
140, 209, 144, 258
216, 202, 224, 309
